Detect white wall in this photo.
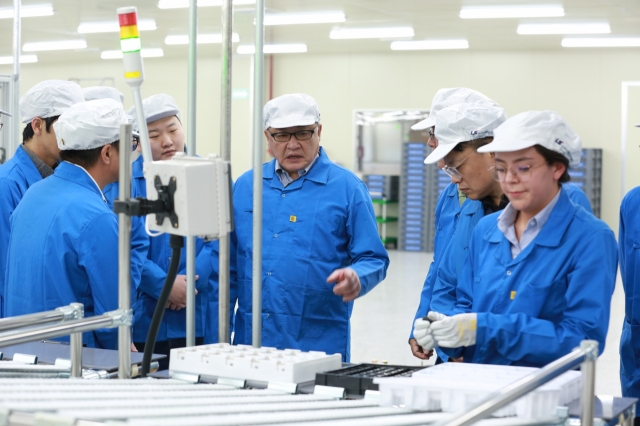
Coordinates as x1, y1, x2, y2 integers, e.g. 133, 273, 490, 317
3, 48, 640, 231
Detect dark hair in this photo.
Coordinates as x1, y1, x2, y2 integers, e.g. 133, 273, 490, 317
533, 145, 571, 183
451, 136, 494, 153
60, 141, 119, 169
22, 116, 59, 144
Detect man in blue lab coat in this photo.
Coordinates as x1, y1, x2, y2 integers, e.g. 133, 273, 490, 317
0, 80, 84, 317
230, 93, 390, 361
4, 99, 130, 349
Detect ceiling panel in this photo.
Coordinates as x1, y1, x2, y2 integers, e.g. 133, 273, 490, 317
0, 0, 639, 63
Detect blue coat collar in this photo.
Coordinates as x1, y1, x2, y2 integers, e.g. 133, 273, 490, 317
14, 145, 43, 186
54, 162, 105, 201
264, 147, 331, 190
485, 187, 574, 247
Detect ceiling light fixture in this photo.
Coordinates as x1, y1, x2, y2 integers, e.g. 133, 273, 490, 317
518, 23, 610, 35
0, 4, 53, 19
330, 27, 414, 40
23, 40, 87, 52
158, 0, 255, 9
101, 48, 164, 59
390, 39, 469, 50
562, 37, 640, 48
460, 5, 564, 19
0, 55, 38, 64
165, 33, 240, 45
264, 12, 345, 26
237, 44, 307, 54
78, 19, 156, 34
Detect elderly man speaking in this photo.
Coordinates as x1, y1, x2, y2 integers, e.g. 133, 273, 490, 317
230, 93, 389, 361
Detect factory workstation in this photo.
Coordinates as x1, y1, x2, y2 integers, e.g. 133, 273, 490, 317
0, 0, 640, 425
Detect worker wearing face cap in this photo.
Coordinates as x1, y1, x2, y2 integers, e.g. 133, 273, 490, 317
82, 86, 125, 105
230, 93, 389, 361
414, 111, 617, 367
415, 104, 593, 350
408, 87, 501, 361
0, 80, 84, 318
4, 99, 133, 349
619, 123, 640, 399
128, 94, 216, 368
84, 86, 142, 209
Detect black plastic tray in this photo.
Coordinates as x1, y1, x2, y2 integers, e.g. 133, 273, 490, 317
315, 363, 427, 396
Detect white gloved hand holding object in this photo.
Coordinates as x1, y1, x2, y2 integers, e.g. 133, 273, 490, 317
413, 318, 437, 351
430, 311, 478, 348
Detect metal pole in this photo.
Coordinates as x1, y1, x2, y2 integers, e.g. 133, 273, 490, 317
118, 123, 133, 379
69, 305, 84, 378
580, 340, 599, 426
185, 0, 198, 348
11, 0, 21, 155
218, 0, 233, 344
132, 89, 152, 165
0, 303, 83, 332
252, 0, 264, 348
436, 346, 589, 426
0, 314, 120, 347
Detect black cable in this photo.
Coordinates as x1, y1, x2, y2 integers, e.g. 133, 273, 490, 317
141, 234, 184, 377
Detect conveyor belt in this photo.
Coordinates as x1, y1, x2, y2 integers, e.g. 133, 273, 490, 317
0, 378, 565, 426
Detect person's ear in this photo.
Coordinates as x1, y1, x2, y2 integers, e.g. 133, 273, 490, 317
317, 124, 322, 139
101, 144, 113, 165
31, 117, 44, 137
552, 162, 566, 181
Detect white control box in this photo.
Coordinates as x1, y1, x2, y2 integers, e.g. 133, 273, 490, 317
169, 343, 342, 384
145, 154, 231, 238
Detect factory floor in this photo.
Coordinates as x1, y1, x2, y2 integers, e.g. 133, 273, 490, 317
350, 250, 624, 397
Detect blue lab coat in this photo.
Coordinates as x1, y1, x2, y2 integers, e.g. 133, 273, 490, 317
0, 146, 43, 318
440, 188, 616, 366
130, 156, 214, 343
409, 182, 470, 339
203, 240, 237, 344
230, 148, 389, 361
4, 162, 123, 349
431, 183, 593, 315
619, 187, 640, 397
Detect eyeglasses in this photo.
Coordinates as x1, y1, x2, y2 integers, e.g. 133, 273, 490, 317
489, 163, 546, 182
442, 152, 474, 179
132, 136, 139, 152
269, 126, 318, 143
428, 130, 435, 141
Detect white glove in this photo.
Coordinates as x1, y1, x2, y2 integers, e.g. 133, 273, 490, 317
431, 312, 478, 348
413, 318, 437, 351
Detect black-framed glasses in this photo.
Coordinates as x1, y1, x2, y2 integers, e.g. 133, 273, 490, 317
428, 129, 435, 141
132, 136, 140, 152
269, 126, 318, 143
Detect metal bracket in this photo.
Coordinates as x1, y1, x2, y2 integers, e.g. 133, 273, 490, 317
56, 303, 84, 321
314, 385, 346, 399
364, 390, 381, 402
108, 309, 133, 327
13, 353, 37, 364
267, 381, 298, 394
153, 175, 179, 228
54, 358, 71, 368
217, 377, 246, 388
581, 340, 599, 362
171, 371, 201, 383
